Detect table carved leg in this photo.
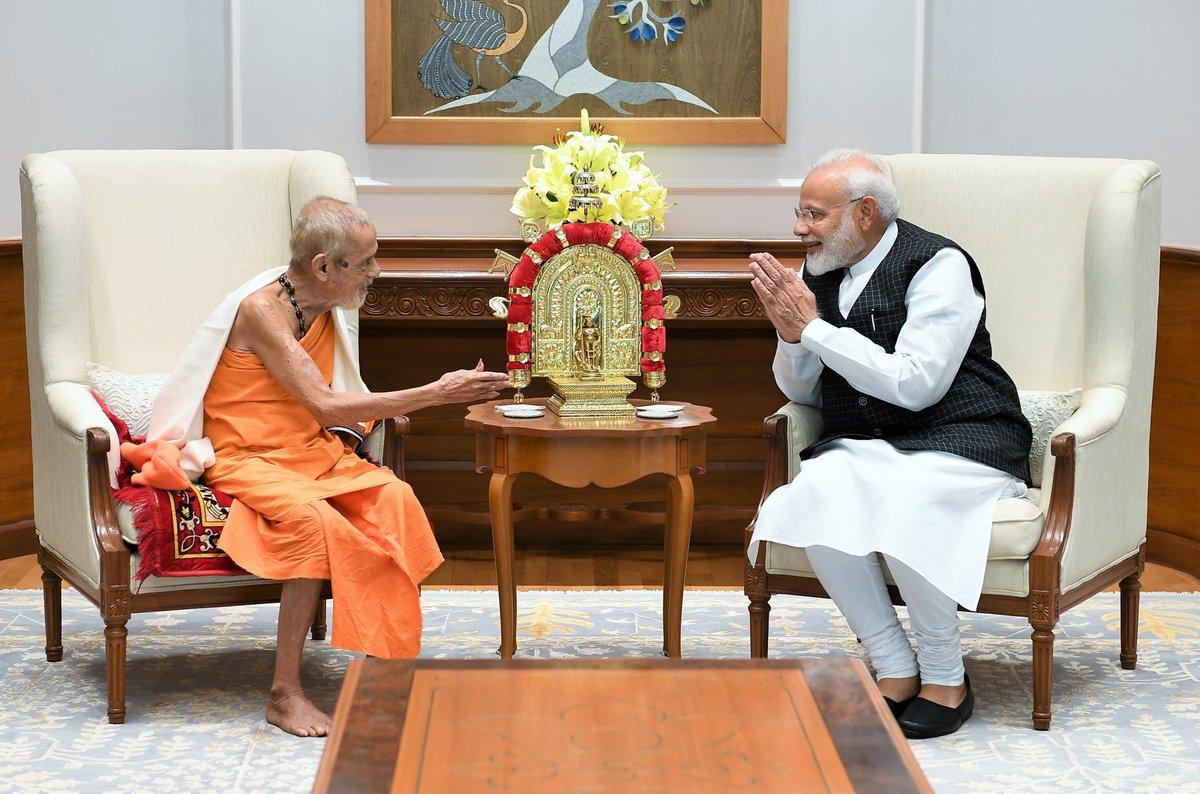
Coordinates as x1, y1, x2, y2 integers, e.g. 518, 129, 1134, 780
663, 473, 694, 658
488, 472, 518, 659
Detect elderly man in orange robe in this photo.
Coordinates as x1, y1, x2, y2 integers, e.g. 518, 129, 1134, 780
167, 197, 509, 736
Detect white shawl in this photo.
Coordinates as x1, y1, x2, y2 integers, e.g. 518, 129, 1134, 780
109, 266, 369, 486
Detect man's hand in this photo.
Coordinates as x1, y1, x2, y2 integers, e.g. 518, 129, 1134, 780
433, 360, 511, 405
749, 252, 820, 343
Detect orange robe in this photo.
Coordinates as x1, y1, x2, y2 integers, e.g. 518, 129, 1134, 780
205, 311, 443, 658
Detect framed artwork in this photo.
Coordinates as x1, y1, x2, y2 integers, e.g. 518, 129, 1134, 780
365, 0, 787, 144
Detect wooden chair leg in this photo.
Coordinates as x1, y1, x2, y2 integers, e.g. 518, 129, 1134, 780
1120, 556, 1144, 670
745, 552, 772, 658
1031, 624, 1054, 730
105, 618, 128, 724
311, 597, 328, 641
749, 593, 771, 658
41, 567, 63, 662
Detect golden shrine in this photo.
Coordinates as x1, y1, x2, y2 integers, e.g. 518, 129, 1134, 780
490, 116, 680, 418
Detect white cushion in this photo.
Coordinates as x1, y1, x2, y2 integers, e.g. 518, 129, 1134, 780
1019, 388, 1082, 487
85, 362, 167, 439
114, 501, 139, 545
988, 488, 1045, 559
766, 484, 1045, 574
765, 541, 1033, 598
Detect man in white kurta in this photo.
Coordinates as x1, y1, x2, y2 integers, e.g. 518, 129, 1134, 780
747, 149, 1032, 739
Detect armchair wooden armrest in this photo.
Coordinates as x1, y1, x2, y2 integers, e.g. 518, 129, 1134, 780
382, 416, 411, 481
82, 427, 132, 723
85, 428, 131, 586
759, 413, 791, 509
745, 413, 790, 553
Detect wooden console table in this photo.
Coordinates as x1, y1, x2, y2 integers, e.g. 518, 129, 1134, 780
466, 400, 716, 657
359, 238, 804, 552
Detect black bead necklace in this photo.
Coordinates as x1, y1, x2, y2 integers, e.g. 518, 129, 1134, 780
278, 273, 306, 337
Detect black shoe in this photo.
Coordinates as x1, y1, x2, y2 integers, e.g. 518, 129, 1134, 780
898, 675, 974, 739
883, 694, 918, 719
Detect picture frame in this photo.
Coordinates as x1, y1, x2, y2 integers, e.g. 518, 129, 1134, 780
365, 0, 787, 144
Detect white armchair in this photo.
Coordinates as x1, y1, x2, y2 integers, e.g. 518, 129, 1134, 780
20, 149, 404, 724
745, 154, 1162, 730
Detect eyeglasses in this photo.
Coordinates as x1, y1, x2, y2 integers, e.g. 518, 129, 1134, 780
794, 196, 865, 223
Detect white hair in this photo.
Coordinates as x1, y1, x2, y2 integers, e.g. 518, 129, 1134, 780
289, 196, 373, 267
807, 148, 900, 224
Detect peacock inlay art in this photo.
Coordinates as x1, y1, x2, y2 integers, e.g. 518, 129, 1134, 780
418, 0, 530, 100
414, 0, 718, 115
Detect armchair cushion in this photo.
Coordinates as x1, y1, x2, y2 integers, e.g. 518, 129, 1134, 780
85, 362, 168, 439
766, 486, 1044, 569
765, 541, 1032, 599
1020, 388, 1082, 487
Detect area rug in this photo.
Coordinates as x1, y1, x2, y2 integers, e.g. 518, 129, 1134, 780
1, 589, 1198, 793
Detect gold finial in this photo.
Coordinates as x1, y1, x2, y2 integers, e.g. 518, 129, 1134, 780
568, 168, 603, 220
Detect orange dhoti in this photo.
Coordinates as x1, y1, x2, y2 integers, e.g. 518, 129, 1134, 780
204, 312, 443, 658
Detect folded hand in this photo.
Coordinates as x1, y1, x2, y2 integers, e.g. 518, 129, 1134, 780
749, 252, 819, 343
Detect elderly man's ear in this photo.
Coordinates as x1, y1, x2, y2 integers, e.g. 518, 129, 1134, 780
311, 254, 331, 281
857, 196, 880, 231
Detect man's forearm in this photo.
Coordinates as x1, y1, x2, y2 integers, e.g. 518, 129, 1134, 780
315, 383, 444, 426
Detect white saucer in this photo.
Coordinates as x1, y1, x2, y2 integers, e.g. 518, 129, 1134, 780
637, 404, 684, 420
497, 404, 545, 419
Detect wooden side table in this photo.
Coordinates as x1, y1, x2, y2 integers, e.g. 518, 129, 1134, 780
466, 399, 716, 658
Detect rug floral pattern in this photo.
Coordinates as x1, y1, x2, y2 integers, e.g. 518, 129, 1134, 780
1, 590, 1198, 792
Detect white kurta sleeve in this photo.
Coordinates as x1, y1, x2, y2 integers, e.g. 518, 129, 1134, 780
773, 335, 824, 408
798, 248, 984, 411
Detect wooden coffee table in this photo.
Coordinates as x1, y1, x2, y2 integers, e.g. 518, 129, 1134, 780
314, 658, 931, 793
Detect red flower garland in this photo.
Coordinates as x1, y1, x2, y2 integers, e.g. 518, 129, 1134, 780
505, 221, 665, 378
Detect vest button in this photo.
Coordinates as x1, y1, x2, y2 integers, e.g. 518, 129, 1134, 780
858, 396, 868, 406
873, 428, 883, 436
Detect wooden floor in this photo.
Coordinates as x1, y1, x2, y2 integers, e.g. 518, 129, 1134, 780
2, 548, 1198, 591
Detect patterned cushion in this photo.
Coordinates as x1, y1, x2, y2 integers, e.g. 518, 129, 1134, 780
1019, 388, 1082, 487
85, 362, 167, 439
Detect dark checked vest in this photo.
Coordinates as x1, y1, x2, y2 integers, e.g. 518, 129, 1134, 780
802, 219, 1032, 484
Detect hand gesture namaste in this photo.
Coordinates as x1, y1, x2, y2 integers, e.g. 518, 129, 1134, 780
749, 252, 820, 344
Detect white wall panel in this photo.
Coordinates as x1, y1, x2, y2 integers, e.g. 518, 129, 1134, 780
1, 1, 1195, 245
0, 0, 228, 237
925, 0, 1200, 246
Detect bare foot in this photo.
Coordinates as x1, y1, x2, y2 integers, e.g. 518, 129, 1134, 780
878, 675, 920, 702
918, 682, 967, 708
266, 689, 331, 737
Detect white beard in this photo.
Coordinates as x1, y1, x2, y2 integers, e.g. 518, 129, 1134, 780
804, 212, 863, 276
340, 286, 370, 311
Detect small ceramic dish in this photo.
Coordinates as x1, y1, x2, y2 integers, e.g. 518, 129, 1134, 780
636, 404, 684, 419
497, 404, 546, 419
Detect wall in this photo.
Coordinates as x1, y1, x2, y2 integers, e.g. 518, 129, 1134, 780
924, 0, 1200, 250
0, 0, 227, 229
0, 0, 1197, 244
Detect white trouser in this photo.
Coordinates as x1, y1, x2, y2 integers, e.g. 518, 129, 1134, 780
806, 545, 965, 686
